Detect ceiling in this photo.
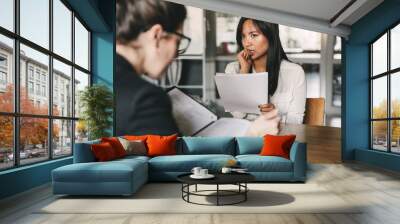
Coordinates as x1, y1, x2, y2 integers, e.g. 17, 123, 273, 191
226, 0, 353, 23
167, 0, 384, 38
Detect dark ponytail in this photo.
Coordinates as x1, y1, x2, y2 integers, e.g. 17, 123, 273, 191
236, 18, 289, 96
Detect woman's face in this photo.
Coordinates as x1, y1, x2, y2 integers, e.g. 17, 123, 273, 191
144, 25, 182, 79
241, 19, 269, 61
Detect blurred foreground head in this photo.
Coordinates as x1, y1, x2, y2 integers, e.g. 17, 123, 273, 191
116, 0, 187, 79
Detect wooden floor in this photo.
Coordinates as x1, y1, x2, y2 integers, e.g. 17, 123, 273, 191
1, 162, 400, 224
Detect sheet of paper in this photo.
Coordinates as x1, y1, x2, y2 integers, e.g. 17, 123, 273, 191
195, 118, 251, 137
215, 72, 269, 114
168, 88, 217, 136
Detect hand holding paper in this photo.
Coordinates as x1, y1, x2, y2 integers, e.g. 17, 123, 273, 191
215, 72, 269, 114
259, 103, 276, 114
245, 108, 281, 136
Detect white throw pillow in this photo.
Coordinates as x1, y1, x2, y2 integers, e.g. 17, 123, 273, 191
118, 137, 147, 156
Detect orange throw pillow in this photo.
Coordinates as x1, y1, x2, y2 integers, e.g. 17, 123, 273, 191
91, 142, 117, 161
146, 134, 178, 157
124, 135, 149, 142
101, 137, 126, 158
260, 134, 296, 159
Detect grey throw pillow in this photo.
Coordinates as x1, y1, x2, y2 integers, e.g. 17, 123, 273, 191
118, 137, 147, 156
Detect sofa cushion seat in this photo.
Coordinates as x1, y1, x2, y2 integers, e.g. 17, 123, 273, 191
53, 159, 147, 183
236, 155, 293, 172
115, 155, 150, 163
148, 154, 235, 172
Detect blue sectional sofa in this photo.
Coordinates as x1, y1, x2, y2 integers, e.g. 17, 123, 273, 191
52, 137, 307, 196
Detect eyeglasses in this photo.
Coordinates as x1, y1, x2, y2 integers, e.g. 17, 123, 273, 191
168, 31, 191, 55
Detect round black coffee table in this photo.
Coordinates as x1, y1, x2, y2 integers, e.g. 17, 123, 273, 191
177, 173, 255, 206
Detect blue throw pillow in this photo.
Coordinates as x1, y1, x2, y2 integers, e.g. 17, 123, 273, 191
235, 137, 263, 155
73, 139, 100, 163
178, 137, 235, 155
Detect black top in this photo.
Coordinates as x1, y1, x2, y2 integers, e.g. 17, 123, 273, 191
115, 54, 180, 136
177, 173, 255, 185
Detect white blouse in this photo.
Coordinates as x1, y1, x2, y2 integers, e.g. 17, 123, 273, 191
224, 59, 306, 124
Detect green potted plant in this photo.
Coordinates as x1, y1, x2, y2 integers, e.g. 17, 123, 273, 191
79, 84, 113, 140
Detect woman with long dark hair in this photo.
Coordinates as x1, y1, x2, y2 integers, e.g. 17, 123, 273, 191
225, 18, 306, 124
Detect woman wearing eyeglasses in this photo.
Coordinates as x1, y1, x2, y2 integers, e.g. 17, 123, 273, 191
115, 0, 191, 136
225, 18, 306, 127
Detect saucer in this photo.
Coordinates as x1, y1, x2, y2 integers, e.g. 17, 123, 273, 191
190, 174, 215, 179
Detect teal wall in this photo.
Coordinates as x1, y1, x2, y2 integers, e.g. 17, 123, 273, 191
343, 0, 400, 171
91, 0, 115, 135
342, 44, 369, 160
92, 33, 114, 88
355, 148, 400, 172
91, 0, 115, 89
0, 158, 72, 199
0, 0, 115, 200
66, 0, 110, 32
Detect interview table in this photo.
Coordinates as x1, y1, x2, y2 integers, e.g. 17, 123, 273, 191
279, 123, 341, 163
